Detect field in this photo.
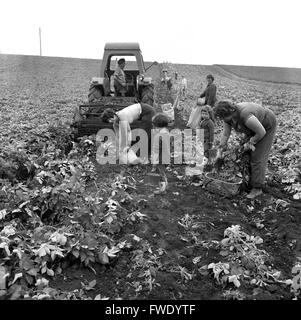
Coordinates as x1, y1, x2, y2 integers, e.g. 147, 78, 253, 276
216, 64, 301, 85
0, 53, 301, 301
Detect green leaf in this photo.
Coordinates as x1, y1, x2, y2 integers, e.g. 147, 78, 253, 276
38, 247, 47, 257
0, 266, 7, 290
72, 250, 79, 258
98, 252, 109, 265
80, 252, 87, 262
198, 265, 209, 276
27, 268, 38, 276
292, 265, 301, 274
24, 274, 34, 285
46, 269, 54, 277
0, 289, 6, 298
219, 250, 229, 257
9, 285, 22, 300
10, 273, 23, 285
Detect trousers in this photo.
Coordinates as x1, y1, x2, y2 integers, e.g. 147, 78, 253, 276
140, 103, 156, 121
250, 109, 277, 188
140, 103, 156, 154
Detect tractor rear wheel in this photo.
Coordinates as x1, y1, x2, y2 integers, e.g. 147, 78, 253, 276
141, 84, 154, 106
87, 84, 104, 115
88, 84, 103, 103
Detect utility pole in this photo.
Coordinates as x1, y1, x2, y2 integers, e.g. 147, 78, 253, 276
39, 27, 42, 56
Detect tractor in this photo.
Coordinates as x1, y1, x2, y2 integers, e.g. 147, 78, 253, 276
72, 42, 158, 138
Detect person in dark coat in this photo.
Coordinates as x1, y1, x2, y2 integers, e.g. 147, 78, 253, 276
161, 69, 172, 90
199, 74, 217, 107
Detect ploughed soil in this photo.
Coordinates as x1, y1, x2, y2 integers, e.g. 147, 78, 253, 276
50, 108, 301, 300
1, 55, 300, 301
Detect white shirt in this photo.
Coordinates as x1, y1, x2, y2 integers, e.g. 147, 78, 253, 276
115, 103, 142, 150
116, 103, 142, 124
181, 78, 187, 89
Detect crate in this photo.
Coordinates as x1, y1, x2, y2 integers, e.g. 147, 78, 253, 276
203, 172, 242, 197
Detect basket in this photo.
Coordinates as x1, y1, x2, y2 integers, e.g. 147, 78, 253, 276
161, 103, 174, 121
203, 172, 242, 197
144, 173, 162, 186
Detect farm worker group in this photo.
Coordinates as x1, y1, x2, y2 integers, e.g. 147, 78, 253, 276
186, 73, 277, 199
160, 69, 188, 99
103, 60, 278, 199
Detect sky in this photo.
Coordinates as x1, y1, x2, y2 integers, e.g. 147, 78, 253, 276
0, 0, 301, 68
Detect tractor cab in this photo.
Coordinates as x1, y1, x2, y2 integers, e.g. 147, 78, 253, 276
72, 42, 157, 138
89, 42, 155, 101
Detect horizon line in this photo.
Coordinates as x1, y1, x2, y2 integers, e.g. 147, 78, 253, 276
1, 52, 301, 70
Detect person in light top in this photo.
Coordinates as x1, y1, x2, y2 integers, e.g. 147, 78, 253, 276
181, 75, 188, 98
101, 102, 156, 152
113, 58, 127, 96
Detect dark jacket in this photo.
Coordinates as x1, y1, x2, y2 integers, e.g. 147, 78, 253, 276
200, 83, 217, 107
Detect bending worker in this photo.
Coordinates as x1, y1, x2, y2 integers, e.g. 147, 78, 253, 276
101, 102, 156, 155
214, 101, 277, 199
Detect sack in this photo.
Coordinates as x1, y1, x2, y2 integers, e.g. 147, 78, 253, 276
187, 105, 202, 129
161, 103, 174, 121
119, 148, 139, 165
173, 91, 182, 110
127, 149, 140, 164
197, 97, 206, 106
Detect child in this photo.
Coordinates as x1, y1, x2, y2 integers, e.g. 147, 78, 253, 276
198, 105, 215, 164
151, 113, 170, 194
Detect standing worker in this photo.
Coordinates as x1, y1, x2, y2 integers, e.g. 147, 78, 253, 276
200, 74, 217, 108
181, 75, 188, 99
214, 101, 277, 199
161, 69, 172, 91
